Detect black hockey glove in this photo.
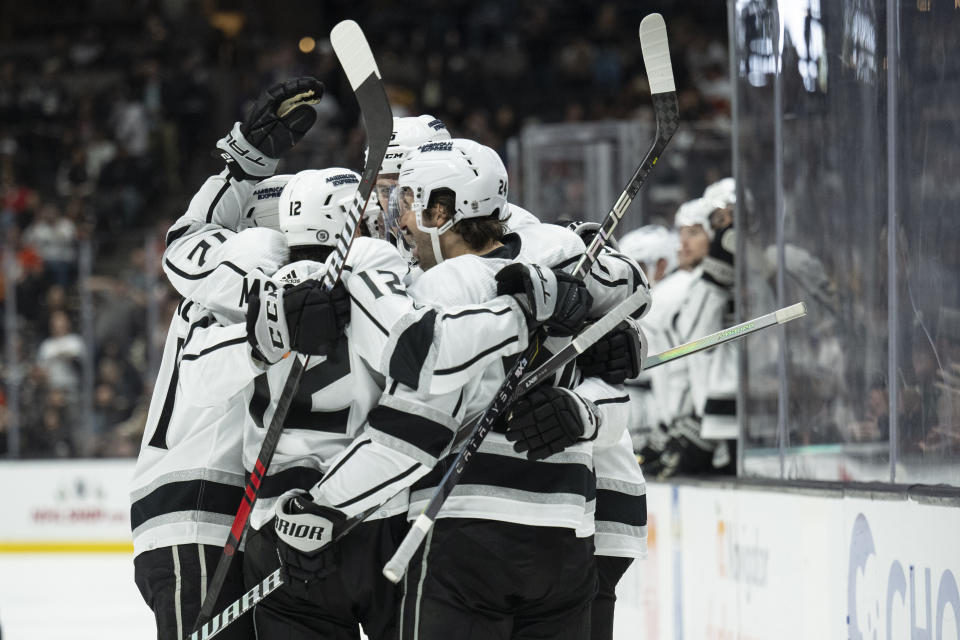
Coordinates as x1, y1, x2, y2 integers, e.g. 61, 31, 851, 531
494, 262, 592, 337
216, 77, 323, 180
504, 386, 601, 460
273, 490, 345, 597
578, 317, 648, 384
246, 279, 349, 364
702, 223, 735, 289
281, 279, 351, 356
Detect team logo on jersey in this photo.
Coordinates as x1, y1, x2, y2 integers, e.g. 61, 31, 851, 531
325, 173, 360, 187
419, 141, 453, 153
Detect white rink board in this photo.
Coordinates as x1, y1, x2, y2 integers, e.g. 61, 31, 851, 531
616, 482, 960, 639
2, 462, 960, 639
0, 460, 134, 544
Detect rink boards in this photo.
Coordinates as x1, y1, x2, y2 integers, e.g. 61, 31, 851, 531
2, 461, 960, 639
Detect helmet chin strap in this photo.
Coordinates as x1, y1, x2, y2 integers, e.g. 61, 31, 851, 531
416, 207, 455, 266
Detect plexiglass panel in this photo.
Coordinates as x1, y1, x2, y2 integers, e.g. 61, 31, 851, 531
737, 0, 893, 480
893, 3, 960, 485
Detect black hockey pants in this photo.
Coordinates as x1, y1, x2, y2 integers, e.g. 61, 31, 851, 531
591, 555, 634, 640
397, 518, 598, 640
243, 515, 406, 640
134, 543, 254, 640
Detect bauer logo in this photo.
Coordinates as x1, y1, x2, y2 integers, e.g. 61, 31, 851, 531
419, 141, 453, 153
326, 174, 360, 187
427, 118, 445, 131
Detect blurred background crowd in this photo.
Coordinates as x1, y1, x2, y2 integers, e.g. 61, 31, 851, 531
0, 0, 729, 458
2, 0, 957, 487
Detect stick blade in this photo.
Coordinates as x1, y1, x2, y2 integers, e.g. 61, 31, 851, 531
776, 301, 808, 323
331, 20, 381, 89
639, 13, 676, 94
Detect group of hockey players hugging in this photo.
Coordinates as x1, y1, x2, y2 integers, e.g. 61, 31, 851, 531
130, 77, 736, 640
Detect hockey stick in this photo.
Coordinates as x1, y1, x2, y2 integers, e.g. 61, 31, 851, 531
382, 12, 679, 584
191, 299, 810, 640
192, 19, 393, 630
450, 301, 808, 451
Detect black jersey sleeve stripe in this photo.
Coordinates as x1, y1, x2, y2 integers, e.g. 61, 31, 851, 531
184, 315, 213, 346
704, 398, 737, 416
181, 336, 248, 361
333, 464, 420, 509
164, 258, 247, 281
411, 452, 596, 501
130, 478, 244, 530
147, 338, 184, 449
206, 179, 232, 223
433, 336, 519, 377
367, 405, 455, 459
389, 309, 436, 388
441, 306, 512, 320
317, 438, 371, 488
595, 489, 647, 527
590, 273, 630, 288
256, 466, 326, 500
595, 396, 630, 406
608, 253, 644, 290
348, 291, 389, 336
165, 223, 193, 248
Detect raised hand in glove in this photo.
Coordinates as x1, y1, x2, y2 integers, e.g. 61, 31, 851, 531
702, 221, 735, 289
495, 262, 592, 337
504, 386, 601, 460
217, 77, 324, 179
578, 317, 649, 384
273, 489, 346, 596
246, 279, 350, 364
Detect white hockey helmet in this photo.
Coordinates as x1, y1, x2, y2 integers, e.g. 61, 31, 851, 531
239, 174, 293, 231
619, 224, 679, 275
396, 138, 507, 266
674, 197, 715, 240
379, 115, 451, 176
278, 168, 361, 248
703, 177, 735, 211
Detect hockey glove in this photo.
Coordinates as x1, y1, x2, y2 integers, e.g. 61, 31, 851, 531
504, 386, 601, 460
246, 279, 350, 363
216, 77, 323, 180
246, 285, 291, 364
657, 416, 716, 479
281, 279, 351, 356
495, 262, 592, 337
701, 224, 735, 289
273, 489, 344, 596
578, 317, 649, 384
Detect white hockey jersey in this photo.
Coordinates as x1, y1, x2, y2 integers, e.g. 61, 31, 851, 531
178, 237, 534, 530
130, 171, 283, 557
315, 223, 648, 541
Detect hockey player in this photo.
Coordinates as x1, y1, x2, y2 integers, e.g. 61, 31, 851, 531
176, 164, 587, 639
273, 139, 647, 640
130, 77, 338, 640
655, 179, 738, 477
619, 224, 679, 284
